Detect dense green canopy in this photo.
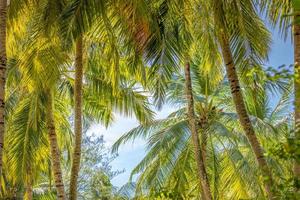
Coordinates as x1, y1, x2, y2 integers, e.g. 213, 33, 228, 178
0, 0, 299, 199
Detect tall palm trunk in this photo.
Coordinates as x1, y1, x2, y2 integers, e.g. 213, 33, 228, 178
219, 34, 274, 199
46, 92, 66, 200
69, 37, 83, 200
184, 62, 212, 200
0, 0, 7, 179
293, 13, 300, 181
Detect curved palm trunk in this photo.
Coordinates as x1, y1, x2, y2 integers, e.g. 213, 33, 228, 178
184, 62, 212, 200
219, 34, 274, 199
0, 0, 7, 179
46, 93, 66, 200
294, 14, 300, 181
69, 37, 83, 200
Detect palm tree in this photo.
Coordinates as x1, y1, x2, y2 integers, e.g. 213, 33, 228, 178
131, 0, 274, 197
184, 62, 212, 200
5, 3, 72, 197
113, 63, 291, 199
0, 0, 7, 180
69, 37, 84, 200
195, 1, 275, 198
3, 88, 73, 200
217, 33, 274, 198
11, 22, 71, 197
2, 46, 73, 199
5, 91, 49, 200
2, 39, 153, 198
60, 1, 154, 197
130, 3, 214, 196
59, 2, 109, 197
260, 0, 300, 183
45, 90, 66, 200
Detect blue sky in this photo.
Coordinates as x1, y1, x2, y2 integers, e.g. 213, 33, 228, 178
88, 29, 294, 188
87, 106, 176, 187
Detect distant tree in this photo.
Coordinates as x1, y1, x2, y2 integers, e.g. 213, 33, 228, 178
66, 132, 123, 200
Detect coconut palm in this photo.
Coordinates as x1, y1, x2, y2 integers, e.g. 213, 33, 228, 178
128, 2, 215, 196
2, 22, 154, 199
138, 0, 275, 197
0, 0, 7, 181
59, 1, 98, 196
184, 61, 212, 200
18, 43, 70, 200
258, 0, 300, 185
1, 31, 73, 199
70, 36, 84, 200
206, 1, 275, 197
3, 89, 73, 200
4, 1, 71, 197
59, 1, 155, 198
113, 61, 292, 199
126, 0, 275, 197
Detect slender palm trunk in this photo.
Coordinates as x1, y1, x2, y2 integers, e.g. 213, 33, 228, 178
184, 62, 212, 200
46, 92, 66, 200
69, 37, 83, 200
219, 34, 274, 199
198, 120, 209, 200
201, 133, 208, 165
293, 14, 300, 182
24, 181, 33, 200
0, 0, 7, 180
24, 167, 33, 200
198, 116, 208, 165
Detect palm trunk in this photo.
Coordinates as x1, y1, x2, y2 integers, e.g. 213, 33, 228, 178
69, 37, 83, 200
219, 34, 274, 199
24, 167, 33, 200
46, 92, 66, 200
201, 132, 207, 165
293, 14, 300, 182
184, 62, 212, 200
198, 116, 208, 166
0, 0, 7, 179
24, 181, 33, 200
198, 119, 209, 200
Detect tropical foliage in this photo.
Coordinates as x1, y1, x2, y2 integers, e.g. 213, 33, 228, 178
0, 0, 299, 199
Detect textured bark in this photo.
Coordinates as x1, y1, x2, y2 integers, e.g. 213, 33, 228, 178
184, 62, 212, 200
24, 167, 33, 200
198, 116, 208, 166
198, 119, 209, 200
294, 13, 300, 182
201, 132, 208, 178
46, 93, 66, 200
69, 37, 84, 200
219, 34, 274, 199
24, 181, 33, 200
0, 0, 7, 180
